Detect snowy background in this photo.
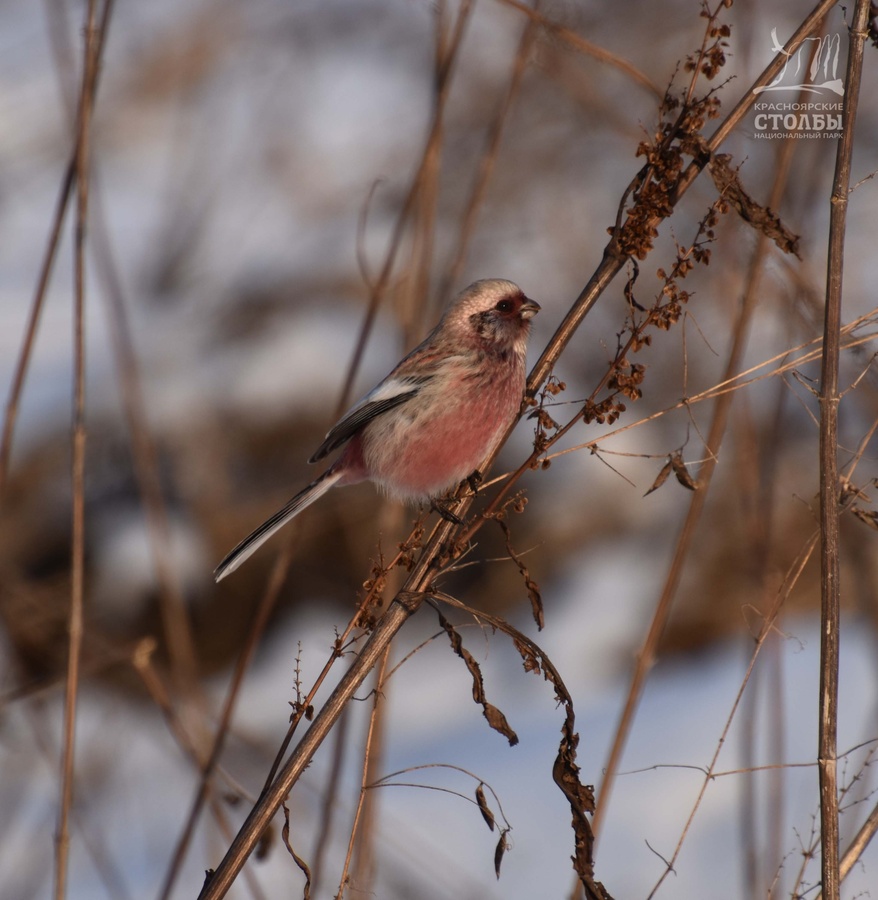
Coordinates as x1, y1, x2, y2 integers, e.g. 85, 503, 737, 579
1, 1, 877, 898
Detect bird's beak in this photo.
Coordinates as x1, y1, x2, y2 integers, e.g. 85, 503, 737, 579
520, 297, 541, 320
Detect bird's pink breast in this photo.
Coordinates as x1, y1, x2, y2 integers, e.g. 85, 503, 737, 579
359, 364, 523, 501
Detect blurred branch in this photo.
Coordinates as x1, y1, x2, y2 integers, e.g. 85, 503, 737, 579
155, 548, 295, 900
337, 0, 474, 415
817, 3, 872, 899
91, 190, 203, 702
441, 10, 539, 300
336, 647, 391, 900
495, 0, 662, 98
56, 3, 99, 899
645, 531, 820, 899
0, 0, 115, 500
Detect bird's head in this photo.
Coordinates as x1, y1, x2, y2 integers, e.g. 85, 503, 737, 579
446, 279, 540, 356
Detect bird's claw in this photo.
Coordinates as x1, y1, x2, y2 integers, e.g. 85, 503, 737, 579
466, 470, 483, 494
431, 498, 464, 525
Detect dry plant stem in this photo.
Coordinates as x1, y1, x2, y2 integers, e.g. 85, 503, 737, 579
44, 0, 201, 706
309, 709, 350, 895
496, 0, 661, 98
645, 532, 820, 899
407, 3, 459, 323
817, 3, 871, 898
132, 641, 269, 897
195, 539, 456, 900
591, 223, 751, 831
198, 6, 843, 897
337, 0, 472, 414
551, 308, 878, 460
91, 193, 203, 699
337, 648, 391, 900
23, 705, 132, 900
157, 545, 295, 900
736, 375, 790, 897
528, 0, 838, 395
442, 13, 538, 297
814, 798, 878, 900
838, 799, 878, 887
259, 539, 414, 794
55, 4, 97, 899
590, 4, 838, 841
0, 0, 114, 501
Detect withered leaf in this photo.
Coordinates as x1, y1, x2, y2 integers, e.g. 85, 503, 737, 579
644, 459, 673, 496
671, 451, 698, 491
496, 516, 544, 629
431, 591, 603, 894
852, 506, 878, 531
437, 609, 518, 745
513, 637, 541, 676
494, 830, 509, 879
475, 783, 496, 832
709, 154, 801, 257
484, 702, 519, 746
281, 803, 312, 898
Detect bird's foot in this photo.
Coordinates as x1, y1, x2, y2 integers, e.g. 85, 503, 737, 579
431, 498, 463, 525
466, 470, 483, 495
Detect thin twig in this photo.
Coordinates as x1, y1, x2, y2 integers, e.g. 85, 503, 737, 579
440, 9, 539, 300
337, 647, 391, 899
156, 543, 296, 900
817, 4, 872, 899
0, 0, 115, 501
494, 0, 662, 98
645, 532, 819, 898
334, 0, 474, 416
55, 3, 98, 898
592, 15, 818, 843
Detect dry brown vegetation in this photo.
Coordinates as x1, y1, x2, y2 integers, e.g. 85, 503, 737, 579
2, 1, 878, 898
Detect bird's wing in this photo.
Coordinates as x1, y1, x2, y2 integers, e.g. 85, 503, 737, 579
308, 374, 432, 463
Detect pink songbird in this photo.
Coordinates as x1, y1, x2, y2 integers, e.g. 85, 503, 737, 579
214, 279, 540, 581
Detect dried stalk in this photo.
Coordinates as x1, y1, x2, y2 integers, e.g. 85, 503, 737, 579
55, 3, 99, 898
817, 3, 872, 899
336, 647, 391, 899
0, 0, 115, 500
589, 0, 840, 841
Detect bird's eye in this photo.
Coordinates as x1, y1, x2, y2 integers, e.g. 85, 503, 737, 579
495, 298, 514, 313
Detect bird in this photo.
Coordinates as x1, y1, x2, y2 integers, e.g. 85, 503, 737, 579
214, 279, 540, 582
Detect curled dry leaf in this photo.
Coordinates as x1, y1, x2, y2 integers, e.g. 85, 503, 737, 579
495, 516, 544, 629
475, 783, 496, 832
709, 154, 801, 257
437, 609, 519, 746
851, 506, 878, 530
671, 450, 698, 490
494, 829, 509, 879
281, 802, 312, 899
430, 592, 609, 897
644, 459, 673, 496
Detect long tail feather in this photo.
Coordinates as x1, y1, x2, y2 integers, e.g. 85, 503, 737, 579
214, 468, 344, 582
